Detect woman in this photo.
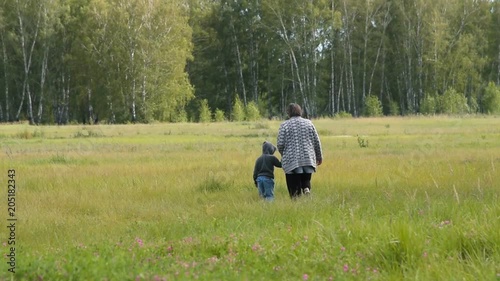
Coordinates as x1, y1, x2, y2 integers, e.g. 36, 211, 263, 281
277, 103, 323, 198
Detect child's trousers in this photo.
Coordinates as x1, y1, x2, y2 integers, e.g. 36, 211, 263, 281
256, 176, 275, 201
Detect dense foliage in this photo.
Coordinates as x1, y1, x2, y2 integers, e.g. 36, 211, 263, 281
1, 0, 500, 124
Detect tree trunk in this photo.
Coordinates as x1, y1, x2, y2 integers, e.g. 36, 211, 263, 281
282, 20, 307, 114
402, 9, 415, 114
56, 72, 67, 124
250, 32, 258, 102
416, 12, 424, 111
36, 47, 48, 124
381, 44, 388, 103
16, 82, 26, 122
64, 74, 70, 124
361, 1, 383, 105
369, 36, 383, 98
223, 65, 231, 115
279, 54, 287, 114
27, 84, 35, 125
1, 35, 9, 122
289, 53, 296, 101
87, 87, 93, 124
131, 78, 137, 122
15, 1, 41, 123
342, 32, 353, 115
406, 41, 414, 113
497, 46, 500, 85
338, 64, 343, 113
57, 72, 70, 124
280, 62, 285, 114
232, 26, 247, 106
141, 74, 147, 120
291, 49, 308, 116
370, 3, 391, 102
107, 93, 116, 124
342, 0, 356, 116
330, 46, 335, 115
311, 31, 318, 117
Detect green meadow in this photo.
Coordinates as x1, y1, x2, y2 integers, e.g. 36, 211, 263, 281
1, 116, 499, 280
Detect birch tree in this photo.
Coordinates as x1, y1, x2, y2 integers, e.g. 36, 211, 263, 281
13, 0, 43, 123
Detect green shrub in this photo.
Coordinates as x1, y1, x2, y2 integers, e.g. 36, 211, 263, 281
198, 99, 212, 123
251, 122, 270, 129
364, 95, 383, 117
357, 135, 369, 148
171, 108, 188, 123
438, 88, 468, 114
420, 95, 437, 115
245, 101, 261, 121
197, 176, 230, 193
482, 82, 500, 114
231, 95, 245, 122
15, 128, 33, 139
214, 108, 226, 122
73, 128, 104, 138
468, 96, 479, 114
388, 100, 400, 116
334, 111, 352, 119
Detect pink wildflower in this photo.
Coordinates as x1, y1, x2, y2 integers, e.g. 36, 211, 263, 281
153, 275, 166, 281
207, 256, 218, 264
252, 243, 262, 252
340, 246, 346, 251
439, 220, 452, 228
135, 238, 144, 247
303, 274, 309, 280
343, 264, 349, 272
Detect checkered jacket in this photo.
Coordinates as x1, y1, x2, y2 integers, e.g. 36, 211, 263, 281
277, 117, 323, 174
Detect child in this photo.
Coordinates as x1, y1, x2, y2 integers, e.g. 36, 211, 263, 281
253, 141, 282, 201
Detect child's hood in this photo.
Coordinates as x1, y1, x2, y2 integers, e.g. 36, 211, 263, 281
262, 141, 276, 155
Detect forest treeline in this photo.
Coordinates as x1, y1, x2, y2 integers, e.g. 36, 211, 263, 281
1, 0, 500, 124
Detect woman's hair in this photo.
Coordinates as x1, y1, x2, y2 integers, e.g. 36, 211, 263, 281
287, 103, 302, 117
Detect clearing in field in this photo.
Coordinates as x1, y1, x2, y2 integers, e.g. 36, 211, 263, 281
0, 116, 499, 280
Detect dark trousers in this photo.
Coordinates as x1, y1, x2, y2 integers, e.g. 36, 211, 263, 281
285, 173, 312, 198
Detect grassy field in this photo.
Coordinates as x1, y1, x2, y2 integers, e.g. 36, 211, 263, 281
1, 116, 499, 280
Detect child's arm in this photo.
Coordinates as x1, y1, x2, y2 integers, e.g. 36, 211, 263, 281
273, 156, 282, 168
253, 160, 258, 186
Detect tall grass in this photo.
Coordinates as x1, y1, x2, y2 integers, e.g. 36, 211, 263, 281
0, 117, 499, 280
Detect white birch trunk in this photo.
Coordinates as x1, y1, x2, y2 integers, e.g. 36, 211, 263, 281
1, 35, 8, 121
36, 47, 48, 124
15, 0, 41, 123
